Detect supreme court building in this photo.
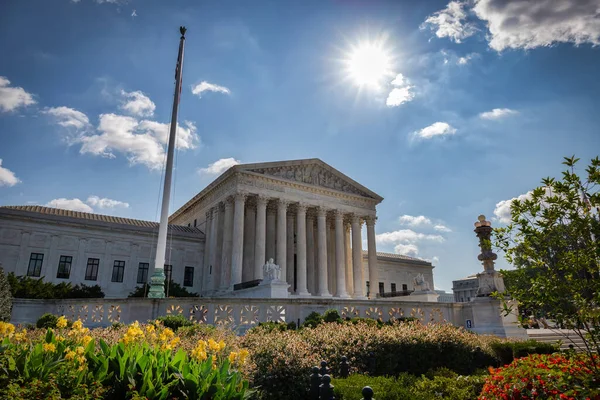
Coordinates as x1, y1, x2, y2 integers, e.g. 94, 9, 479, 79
0, 159, 435, 299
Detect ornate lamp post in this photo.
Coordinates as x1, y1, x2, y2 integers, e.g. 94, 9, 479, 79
474, 215, 505, 297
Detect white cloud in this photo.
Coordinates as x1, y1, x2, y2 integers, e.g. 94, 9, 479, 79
131, 9, 137, 17
399, 215, 432, 227
386, 73, 415, 107
0, 76, 36, 112
43, 106, 90, 130
473, 0, 600, 51
434, 224, 452, 233
376, 229, 445, 244
393, 243, 419, 256
421, 1, 477, 43
0, 159, 20, 187
479, 108, 519, 120
46, 198, 94, 213
199, 157, 241, 176
412, 122, 457, 139
191, 81, 231, 98
86, 195, 129, 209
457, 53, 478, 65
120, 90, 155, 117
493, 190, 533, 223
74, 113, 199, 170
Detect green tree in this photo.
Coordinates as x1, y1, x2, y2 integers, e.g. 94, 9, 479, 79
0, 265, 13, 321
495, 156, 600, 365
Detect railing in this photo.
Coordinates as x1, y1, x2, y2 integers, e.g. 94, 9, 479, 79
377, 290, 414, 298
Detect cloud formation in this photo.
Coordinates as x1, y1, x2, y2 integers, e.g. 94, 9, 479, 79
377, 228, 445, 257
386, 73, 415, 107
421, 1, 477, 43
399, 214, 452, 232
0, 76, 36, 112
46, 198, 94, 213
199, 157, 241, 176
479, 108, 519, 120
191, 81, 231, 98
412, 122, 456, 139
120, 90, 155, 117
43, 106, 90, 130
493, 190, 533, 223
86, 195, 129, 209
424, 0, 600, 51
0, 159, 21, 187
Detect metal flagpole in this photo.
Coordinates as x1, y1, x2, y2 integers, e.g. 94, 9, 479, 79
148, 26, 187, 298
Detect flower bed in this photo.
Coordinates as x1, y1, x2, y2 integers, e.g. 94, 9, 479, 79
0, 319, 251, 399
479, 353, 600, 399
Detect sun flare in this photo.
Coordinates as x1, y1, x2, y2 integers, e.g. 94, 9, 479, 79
345, 41, 392, 89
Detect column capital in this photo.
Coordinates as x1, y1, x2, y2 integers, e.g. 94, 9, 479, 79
224, 197, 234, 209
234, 192, 248, 202
256, 195, 269, 207
351, 214, 363, 225
365, 215, 377, 226
296, 202, 308, 213
334, 210, 345, 220
316, 207, 328, 218
277, 198, 291, 209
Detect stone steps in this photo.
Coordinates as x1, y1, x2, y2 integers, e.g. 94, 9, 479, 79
527, 329, 590, 351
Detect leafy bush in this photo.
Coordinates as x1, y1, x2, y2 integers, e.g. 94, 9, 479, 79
7, 273, 104, 299
155, 314, 194, 331
36, 313, 60, 329
0, 266, 12, 322
0, 318, 251, 400
489, 339, 558, 365
413, 371, 486, 400
302, 311, 323, 328
480, 353, 600, 399
128, 281, 199, 297
323, 309, 343, 324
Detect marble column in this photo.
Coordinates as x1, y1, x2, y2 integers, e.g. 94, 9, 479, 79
351, 215, 366, 299
16, 231, 31, 276
266, 208, 276, 261
366, 216, 379, 298
317, 207, 331, 297
345, 223, 354, 296
254, 195, 268, 279
295, 203, 310, 296
230, 193, 246, 289
335, 211, 349, 298
243, 205, 255, 282
214, 203, 225, 290
209, 206, 219, 291
203, 209, 213, 290
286, 213, 295, 292
276, 199, 288, 282
306, 215, 316, 294
220, 198, 234, 291
327, 223, 336, 295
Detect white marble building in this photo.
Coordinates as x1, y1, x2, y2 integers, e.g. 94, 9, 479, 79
0, 158, 435, 299
452, 275, 479, 302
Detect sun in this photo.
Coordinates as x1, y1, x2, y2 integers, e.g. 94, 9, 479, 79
345, 40, 393, 89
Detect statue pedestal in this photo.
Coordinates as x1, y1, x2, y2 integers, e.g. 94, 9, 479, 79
466, 297, 528, 339
231, 279, 290, 299
409, 290, 439, 302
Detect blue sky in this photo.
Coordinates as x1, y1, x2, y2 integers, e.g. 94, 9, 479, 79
1, 0, 600, 292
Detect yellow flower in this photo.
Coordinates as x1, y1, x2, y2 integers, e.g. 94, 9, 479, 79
56, 316, 68, 329
77, 355, 86, 364
55, 335, 65, 342
43, 343, 56, 353
191, 347, 208, 361
228, 351, 238, 364
14, 329, 27, 343
218, 340, 226, 351
65, 350, 76, 361
170, 337, 181, 347
82, 335, 93, 346
146, 324, 155, 333
238, 349, 249, 365
159, 328, 175, 342
76, 346, 85, 355
72, 319, 83, 330
208, 338, 220, 352
196, 340, 207, 351
78, 365, 86, 371
0, 321, 15, 338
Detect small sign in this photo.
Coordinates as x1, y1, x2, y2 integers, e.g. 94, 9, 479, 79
465, 319, 472, 329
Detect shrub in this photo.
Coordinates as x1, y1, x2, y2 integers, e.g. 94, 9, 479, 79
413, 370, 486, 400
489, 339, 559, 365
7, 274, 104, 299
480, 353, 600, 399
155, 314, 194, 331
332, 374, 418, 400
250, 321, 290, 333
323, 309, 343, 324
36, 313, 59, 329
302, 311, 323, 328
128, 281, 199, 298
0, 266, 12, 322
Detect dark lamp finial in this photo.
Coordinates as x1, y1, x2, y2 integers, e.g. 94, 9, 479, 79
180, 26, 187, 37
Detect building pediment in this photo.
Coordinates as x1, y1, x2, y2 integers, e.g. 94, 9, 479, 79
238, 159, 383, 201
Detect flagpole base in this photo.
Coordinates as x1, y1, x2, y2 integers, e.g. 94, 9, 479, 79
148, 269, 166, 299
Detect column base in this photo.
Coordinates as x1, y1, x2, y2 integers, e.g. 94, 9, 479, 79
294, 290, 312, 297
318, 292, 333, 298
353, 295, 368, 300
336, 293, 351, 299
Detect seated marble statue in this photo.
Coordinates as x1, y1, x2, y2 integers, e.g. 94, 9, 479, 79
263, 258, 281, 282
413, 273, 431, 292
